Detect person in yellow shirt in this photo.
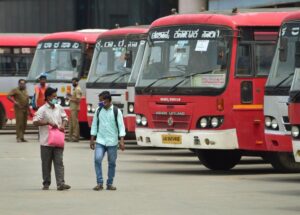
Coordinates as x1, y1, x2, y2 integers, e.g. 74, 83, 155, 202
68, 78, 82, 142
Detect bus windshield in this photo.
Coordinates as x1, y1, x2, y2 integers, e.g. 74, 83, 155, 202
87, 38, 140, 84
266, 22, 300, 88
27, 41, 83, 81
128, 40, 147, 85
136, 26, 232, 93
0, 47, 35, 76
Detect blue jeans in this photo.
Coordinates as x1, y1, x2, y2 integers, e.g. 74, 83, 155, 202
94, 143, 118, 185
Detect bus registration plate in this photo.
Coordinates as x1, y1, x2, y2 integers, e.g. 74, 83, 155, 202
162, 134, 182, 144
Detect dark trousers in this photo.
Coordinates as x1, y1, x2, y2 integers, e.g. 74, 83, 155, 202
40, 145, 65, 186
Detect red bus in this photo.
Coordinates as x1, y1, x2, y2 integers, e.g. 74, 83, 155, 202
86, 26, 148, 138
0, 33, 44, 129
134, 11, 294, 171
286, 13, 300, 163
264, 12, 300, 171
26, 30, 106, 138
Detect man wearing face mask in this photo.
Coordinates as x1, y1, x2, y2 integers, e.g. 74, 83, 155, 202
7, 79, 31, 142
33, 87, 70, 191
67, 77, 82, 142
90, 91, 126, 191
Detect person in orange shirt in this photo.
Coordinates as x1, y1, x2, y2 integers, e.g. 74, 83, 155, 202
34, 75, 47, 110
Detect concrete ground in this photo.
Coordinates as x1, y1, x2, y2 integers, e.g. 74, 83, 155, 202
0, 134, 300, 215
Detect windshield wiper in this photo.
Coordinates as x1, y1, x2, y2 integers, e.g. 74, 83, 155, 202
34, 68, 58, 80
110, 72, 131, 86
92, 72, 120, 83
273, 72, 294, 89
142, 74, 184, 93
168, 69, 217, 92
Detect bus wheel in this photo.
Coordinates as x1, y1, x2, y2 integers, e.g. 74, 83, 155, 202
268, 152, 300, 173
79, 122, 90, 139
195, 150, 241, 171
0, 106, 6, 129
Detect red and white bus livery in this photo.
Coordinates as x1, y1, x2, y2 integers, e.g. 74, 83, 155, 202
86, 26, 148, 137
0, 33, 44, 128
26, 30, 106, 138
134, 11, 293, 170
264, 12, 300, 171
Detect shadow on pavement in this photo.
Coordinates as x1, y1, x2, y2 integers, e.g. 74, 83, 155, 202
120, 166, 285, 176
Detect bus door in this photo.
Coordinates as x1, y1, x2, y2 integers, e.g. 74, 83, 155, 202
232, 32, 276, 151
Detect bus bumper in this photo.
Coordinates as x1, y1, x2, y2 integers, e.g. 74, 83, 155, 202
136, 128, 239, 149
264, 131, 292, 152
292, 139, 300, 162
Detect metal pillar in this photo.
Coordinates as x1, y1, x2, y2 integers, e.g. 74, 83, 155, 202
178, 0, 208, 14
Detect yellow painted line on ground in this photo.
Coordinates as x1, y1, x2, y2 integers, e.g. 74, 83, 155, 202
233, 104, 263, 110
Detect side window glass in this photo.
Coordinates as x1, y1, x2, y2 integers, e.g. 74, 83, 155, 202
255, 44, 276, 76
236, 44, 252, 76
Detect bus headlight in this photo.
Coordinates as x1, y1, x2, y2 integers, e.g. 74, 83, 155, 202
292, 126, 300, 138
57, 98, 62, 105
141, 116, 148, 126
136, 114, 142, 125
265, 116, 272, 127
211, 117, 219, 128
128, 103, 134, 113
271, 119, 278, 129
87, 104, 92, 112
65, 99, 70, 106
200, 117, 208, 128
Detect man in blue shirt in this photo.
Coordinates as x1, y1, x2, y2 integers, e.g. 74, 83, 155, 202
90, 91, 126, 191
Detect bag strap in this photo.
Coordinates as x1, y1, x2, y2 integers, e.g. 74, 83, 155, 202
96, 106, 103, 134
113, 106, 119, 135
96, 106, 119, 135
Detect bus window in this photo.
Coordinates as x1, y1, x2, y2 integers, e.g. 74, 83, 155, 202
236, 44, 252, 76
255, 43, 276, 76
83, 47, 94, 78
143, 46, 163, 79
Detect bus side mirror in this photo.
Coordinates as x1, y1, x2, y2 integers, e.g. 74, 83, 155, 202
217, 47, 227, 67
71, 59, 77, 68
125, 51, 132, 68
279, 37, 288, 62
295, 41, 300, 68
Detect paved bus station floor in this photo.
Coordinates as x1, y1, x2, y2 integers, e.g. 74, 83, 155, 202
0, 134, 299, 215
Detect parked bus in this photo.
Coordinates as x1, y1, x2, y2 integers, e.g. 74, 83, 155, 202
264, 12, 300, 171
134, 10, 294, 171
285, 13, 300, 163
26, 30, 106, 138
0, 33, 44, 129
86, 26, 148, 137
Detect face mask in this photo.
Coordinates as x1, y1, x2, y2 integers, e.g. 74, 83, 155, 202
98, 101, 104, 108
50, 98, 58, 105
72, 83, 77, 88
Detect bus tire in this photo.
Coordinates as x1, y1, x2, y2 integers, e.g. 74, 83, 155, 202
79, 122, 91, 139
196, 149, 241, 171
268, 152, 300, 173
0, 105, 6, 129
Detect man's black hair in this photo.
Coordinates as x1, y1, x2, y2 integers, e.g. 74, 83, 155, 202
98, 91, 110, 97
39, 75, 47, 80
44, 87, 57, 101
18, 79, 26, 84
72, 77, 79, 82
99, 91, 111, 101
